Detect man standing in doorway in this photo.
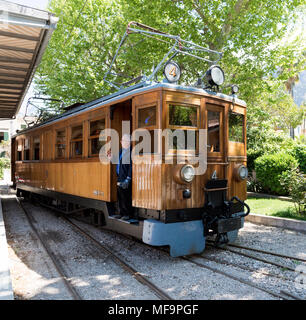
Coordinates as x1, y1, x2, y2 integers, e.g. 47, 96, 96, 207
116, 134, 133, 220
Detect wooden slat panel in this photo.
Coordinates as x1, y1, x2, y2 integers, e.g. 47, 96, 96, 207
228, 142, 245, 156
15, 161, 111, 202
132, 159, 162, 210
42, 130, 53, 160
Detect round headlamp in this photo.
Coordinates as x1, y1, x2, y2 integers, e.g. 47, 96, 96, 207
180, 165, 195, 183
236, 164, 248, 181
205, 65, 225, 86
231, 84, 239, 94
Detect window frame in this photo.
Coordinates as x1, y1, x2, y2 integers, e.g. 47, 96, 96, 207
55, 128, 67, 159
33, 135, 40, 161
135, 104, 159, 155
228, 111, 245, 144
23, 137, 30, 160
206, 104, 224, 157
16, 138, 23, 161
88, 117, 106, 157
167, 102, 200, 130
166, 101, 200, 154
136, 104, 158, 130
69, 123, 83, 158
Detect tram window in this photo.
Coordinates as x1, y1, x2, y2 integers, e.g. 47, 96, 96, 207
136, 129, 159, 154
17, 139, 22, 161
167, 129, 198, 151
229, 112, 244, 143
89, 119, 105, 156
33, 136, 40, 160
24, 138, 30, 160
17, 151, 22, 161
70, 125, 83, 157
138, 106, 156, 128
208, 111, 220, 152
169, 104, 198, 127
56, 130, 66, 159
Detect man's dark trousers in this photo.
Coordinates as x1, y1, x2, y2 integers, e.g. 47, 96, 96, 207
117, 184, 132, 218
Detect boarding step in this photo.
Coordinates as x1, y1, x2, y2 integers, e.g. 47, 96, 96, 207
108, 215, 139, 224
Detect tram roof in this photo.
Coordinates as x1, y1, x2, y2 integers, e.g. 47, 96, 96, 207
0, 0, 58, 119
13, 82, 246, 137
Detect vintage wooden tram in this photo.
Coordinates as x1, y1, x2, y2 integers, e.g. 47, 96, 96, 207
11, 23, 249, 257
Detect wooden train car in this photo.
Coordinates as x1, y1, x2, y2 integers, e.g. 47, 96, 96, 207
11, 24, 250, 257
11, 82, 250, 256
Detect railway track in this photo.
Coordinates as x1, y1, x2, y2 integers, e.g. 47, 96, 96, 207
198, 253, 293, 282
17, 197, 172, 301
182, 256, 291, 300
151, 248, 301, 300
206, 243, 300, 273
16, 198, 304, 300
198, 242, 305, 300
221, 242, 306, 263
60, 215, 172, 300
16, 197, 82, 300
112, 237, 301, 300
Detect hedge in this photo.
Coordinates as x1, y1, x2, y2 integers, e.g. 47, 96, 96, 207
247, 149, 263, 172
254, 152, 298, 195
291, 144, 306, 173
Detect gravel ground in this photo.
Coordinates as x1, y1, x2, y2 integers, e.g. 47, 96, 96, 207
3, 195, 158, 300
2, 196, 72, 300
2, 195, 306, 300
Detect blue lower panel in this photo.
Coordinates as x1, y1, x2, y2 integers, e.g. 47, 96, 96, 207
142, 219, 205, 257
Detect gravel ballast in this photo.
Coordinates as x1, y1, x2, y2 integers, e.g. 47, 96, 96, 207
2, 195, 306, 300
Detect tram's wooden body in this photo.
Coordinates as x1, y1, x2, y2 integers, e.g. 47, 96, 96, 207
12, 84, 248, 256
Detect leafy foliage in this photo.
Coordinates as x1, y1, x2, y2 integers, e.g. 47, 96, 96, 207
247, 174, 264, 193
35, 0, 306, 115
247, 149, 263, 172
253, 83, 305, 131
246, 120, 296, 169
255, 152, 298, 195
0, 158, 10, 180
280, 168, 306, 215
290, 144, 306, 173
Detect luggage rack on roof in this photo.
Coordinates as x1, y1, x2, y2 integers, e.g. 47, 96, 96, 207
103, 21, 223, 91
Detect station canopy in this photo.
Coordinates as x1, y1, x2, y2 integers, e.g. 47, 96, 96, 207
0, 0, 58, 119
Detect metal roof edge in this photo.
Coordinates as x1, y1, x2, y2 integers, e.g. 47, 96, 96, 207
12, 12, 58, 117
13, 82, 246, 137
0, 0, 53, 21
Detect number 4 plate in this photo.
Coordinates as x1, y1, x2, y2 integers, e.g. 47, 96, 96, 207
164, 61, 181, 83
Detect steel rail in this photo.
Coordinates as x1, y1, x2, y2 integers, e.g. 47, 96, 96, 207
224, 243, 306, 263
182, 256, 290, 300
16, 197, 82, 300
208, 244, 297, 273
198, 254, 293, 282
61, 216, 173, 300
18, 199, 302, 301
280, 290, 303, 300
57, 215, 299, 300
127, 242, 298, 299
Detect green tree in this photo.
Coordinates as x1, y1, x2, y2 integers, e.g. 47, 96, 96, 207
36, 0, 127, 107
254, 83, 305, 131
35, 0, 306, 114
280, 168, 306, 215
